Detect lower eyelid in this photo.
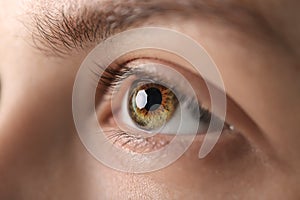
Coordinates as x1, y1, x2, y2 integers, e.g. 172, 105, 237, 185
105, 129, 173, 153
101, 100, 238, 154
103, 124, 241, 155
99, 102, 244, 156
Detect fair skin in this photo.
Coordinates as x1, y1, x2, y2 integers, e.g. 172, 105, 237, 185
0, 0, 300, 199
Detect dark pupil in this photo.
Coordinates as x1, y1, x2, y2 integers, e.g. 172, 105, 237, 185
143, 87, 162, 111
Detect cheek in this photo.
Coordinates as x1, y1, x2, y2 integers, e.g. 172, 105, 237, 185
91, 165, 174, 199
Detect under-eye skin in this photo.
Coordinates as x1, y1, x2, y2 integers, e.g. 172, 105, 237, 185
95, 57, 239, 153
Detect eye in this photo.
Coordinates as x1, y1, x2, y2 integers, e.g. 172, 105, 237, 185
96, 56, 235, 153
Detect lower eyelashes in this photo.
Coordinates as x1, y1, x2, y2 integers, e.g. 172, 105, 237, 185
105, 129, 174, 153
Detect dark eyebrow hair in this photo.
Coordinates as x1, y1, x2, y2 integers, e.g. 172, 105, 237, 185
25, 0, 277, 56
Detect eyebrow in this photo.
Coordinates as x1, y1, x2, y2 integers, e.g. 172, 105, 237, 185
25, 0, 276, 55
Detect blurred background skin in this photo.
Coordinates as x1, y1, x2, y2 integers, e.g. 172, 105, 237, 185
0, 0, 300, 199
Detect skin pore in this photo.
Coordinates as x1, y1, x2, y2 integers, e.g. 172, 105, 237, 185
0, 0, 300, 199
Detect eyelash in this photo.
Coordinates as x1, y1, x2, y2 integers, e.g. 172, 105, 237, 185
96, 60, 135, 92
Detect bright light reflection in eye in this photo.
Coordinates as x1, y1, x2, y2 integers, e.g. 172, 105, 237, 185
135, 90, 147, 109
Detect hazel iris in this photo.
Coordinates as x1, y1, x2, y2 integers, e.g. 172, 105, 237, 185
128, 82, 178, 130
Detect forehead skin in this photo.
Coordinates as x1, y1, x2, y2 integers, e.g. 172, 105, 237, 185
0, 0, 300, 199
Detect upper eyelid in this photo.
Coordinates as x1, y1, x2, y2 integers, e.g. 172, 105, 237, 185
97, 58, 208, 107
96, 55, 216, 103
24, 0, 273, 56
